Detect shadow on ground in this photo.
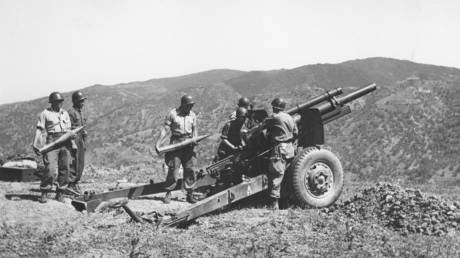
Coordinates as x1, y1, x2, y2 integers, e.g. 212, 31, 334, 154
5, 193, 40, 202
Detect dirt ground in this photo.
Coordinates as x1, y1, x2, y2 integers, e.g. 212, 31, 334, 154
0, 178, 191, 257
0, 180, 190, 226
1, 175, 460, 257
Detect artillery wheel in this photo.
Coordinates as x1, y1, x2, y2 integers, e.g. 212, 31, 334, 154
290, 146, 343, 208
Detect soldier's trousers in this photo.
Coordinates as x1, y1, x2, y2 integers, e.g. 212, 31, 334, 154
267, 142, 295, 199
41, 135, 71, 191
69, 135, 86, 183
164, 145, 196, 192
268, 157, 287, 199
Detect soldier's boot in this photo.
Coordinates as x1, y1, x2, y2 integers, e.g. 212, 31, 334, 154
39, 191, 49, 203
67, 182, 82, 196
163, 191, 172, 204
55, 189, 65, 203
268, 198, 279, 210
279, 198, 290, 209
186, 192, 199, 204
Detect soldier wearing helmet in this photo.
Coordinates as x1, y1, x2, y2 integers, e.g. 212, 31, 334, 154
216, 107, 251, 161
155, 95, 199, 204
266, 97, 298, 209
229, 97, 251, 120
67, 90, 88, 194
32, 92, 73, 203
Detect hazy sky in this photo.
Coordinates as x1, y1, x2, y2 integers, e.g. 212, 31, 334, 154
1, 0, 459, 105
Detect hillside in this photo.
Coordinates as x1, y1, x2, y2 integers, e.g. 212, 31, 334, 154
0, 57, 459, 182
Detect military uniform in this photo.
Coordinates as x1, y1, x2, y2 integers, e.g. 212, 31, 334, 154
36, 108, 72, 191
266, 111, 298, 199
163, 108, 197, 192
68, 106, 87, 185
216, 119, 251, 160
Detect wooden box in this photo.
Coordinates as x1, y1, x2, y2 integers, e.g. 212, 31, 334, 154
0, 167, 41, 182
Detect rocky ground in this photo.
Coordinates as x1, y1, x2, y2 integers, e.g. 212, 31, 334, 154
325, 183, 460, 236
0, 167, 459, 257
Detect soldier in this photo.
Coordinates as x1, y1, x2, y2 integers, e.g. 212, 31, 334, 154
68, 91, 88, 194
266, 97, 298, 209
32, 92, 73, 203
216, 107, 249, 161
155, 95, 199, 204
229, 97, 251, 120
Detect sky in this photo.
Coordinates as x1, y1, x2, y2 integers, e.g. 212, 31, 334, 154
1, 0, 460, 105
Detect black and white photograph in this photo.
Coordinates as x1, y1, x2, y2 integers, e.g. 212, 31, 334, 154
0, 0, 459, 257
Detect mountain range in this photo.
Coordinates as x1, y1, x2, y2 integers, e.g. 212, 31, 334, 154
0, 57, 458, 182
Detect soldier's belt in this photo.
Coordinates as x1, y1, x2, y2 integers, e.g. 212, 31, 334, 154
171, 134, 193, 141
48, 132, 67, 137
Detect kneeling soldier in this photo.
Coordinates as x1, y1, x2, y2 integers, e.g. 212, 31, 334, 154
229, 97, 251, 120
266, 97, 298, 209
32, 92, 73, 203
155, 95, 198, 204
216, 107, 249, 160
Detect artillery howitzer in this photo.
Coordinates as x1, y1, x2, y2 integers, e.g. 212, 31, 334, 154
71, 83, 376, 226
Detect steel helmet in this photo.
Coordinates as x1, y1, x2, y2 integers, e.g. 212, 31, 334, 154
180, 95, 195, 106
48, 92, 64, 103
72, 91, 87, 103
235, 107, 248, 118
237, 97, 250, 108
271, 97, 286, 110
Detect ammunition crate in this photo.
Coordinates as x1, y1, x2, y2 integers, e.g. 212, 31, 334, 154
0, 167, 41, 182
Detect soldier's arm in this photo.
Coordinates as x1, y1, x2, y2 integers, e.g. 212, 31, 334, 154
239, 136, 246, 149
33, 112, 46, 154
32, 128, 43, 155
293, 119, 299, 138
222, 139, 237, 150
68, 109, 77, 129
155, 126, 168, 146
220, 123, 236, 150
156, 111, 173, 151
192, 114, 197, 138
155, 126, 170, 151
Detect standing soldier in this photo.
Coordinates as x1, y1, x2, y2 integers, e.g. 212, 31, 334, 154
229, 97, 251, 120
32, 92, 72, 203
266, 97, 298, 209
68, 91, 88, 194
155, 95, 199, 204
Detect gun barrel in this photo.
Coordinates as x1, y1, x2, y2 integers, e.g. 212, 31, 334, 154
286, 88, 343, 115
337, 83, 376, 105
246, 88, 344, 139
316, 83, 376, 114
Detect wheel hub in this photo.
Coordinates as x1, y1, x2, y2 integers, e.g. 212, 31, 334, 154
306, 162, 334, 196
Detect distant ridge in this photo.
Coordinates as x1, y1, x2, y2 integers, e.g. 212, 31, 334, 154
0, 57, 458, 182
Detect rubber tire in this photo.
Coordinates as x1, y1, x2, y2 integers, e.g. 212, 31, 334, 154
290, 146, 343, 208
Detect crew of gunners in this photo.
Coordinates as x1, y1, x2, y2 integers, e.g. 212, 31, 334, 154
33, 90, 295, 210
155, 94, 295, 209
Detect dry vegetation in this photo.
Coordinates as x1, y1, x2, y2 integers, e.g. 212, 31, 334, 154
1, 166, 459, 257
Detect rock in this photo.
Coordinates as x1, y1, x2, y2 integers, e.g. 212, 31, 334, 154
454, 201, 460, 208
385, 195, 394, 202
